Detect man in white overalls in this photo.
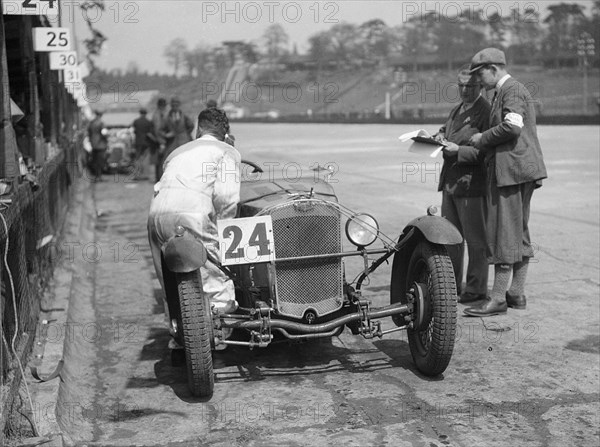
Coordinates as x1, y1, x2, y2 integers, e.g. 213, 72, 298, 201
148, 108, 240, 319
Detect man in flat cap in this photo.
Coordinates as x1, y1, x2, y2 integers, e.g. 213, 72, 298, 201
455, 48, 547, 317
434, 66, 490, 305
162, 97, 194, 159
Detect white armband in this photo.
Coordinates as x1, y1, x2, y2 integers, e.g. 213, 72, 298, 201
504, 112, 523, 128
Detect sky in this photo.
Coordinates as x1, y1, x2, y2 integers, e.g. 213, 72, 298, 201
59, 0, 597, 74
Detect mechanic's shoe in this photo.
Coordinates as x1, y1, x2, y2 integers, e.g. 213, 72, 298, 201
458, 292, 487, 304
463, 297, 507, 317
169, 338, 185, 366
506, 292, 527, 309
168, 338, 184, 350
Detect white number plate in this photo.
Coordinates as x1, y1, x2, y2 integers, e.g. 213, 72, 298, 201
2, 0, 59, 16
50, 51, 78, 69
33, 27, 72, 51
63, 67, 81, 83
218, 216, 276, 266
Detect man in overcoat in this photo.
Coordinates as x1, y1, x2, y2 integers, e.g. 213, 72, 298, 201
463, 48, 547, 317
436, 67, 490, 304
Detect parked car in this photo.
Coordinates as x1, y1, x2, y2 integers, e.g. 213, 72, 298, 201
103, 112, 136, 174
104, 126, 134, 174
161, 160, 462, 397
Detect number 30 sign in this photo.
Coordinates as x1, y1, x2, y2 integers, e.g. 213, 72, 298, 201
218, 216, 276, 266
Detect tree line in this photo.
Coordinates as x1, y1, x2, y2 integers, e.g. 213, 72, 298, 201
160, 1, 599, 77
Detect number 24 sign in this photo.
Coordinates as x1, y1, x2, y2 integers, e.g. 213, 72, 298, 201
218, 216, 276, 266
2, 0, 59, 16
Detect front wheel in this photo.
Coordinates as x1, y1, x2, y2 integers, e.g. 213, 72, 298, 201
176, 270, 214, 397
406, 241, 457, 376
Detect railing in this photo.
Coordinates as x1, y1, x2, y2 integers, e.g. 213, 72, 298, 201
0, 145, 76, 434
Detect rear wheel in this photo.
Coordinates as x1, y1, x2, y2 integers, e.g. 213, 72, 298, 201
406, 241, 457, 376
176, 270, 214, 397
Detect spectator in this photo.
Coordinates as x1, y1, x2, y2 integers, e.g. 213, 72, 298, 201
162, 97, 194, 159
131, 108, 154, 180
87, 110, 108, 181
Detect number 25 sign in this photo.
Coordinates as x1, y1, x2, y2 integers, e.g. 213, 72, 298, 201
218, 216, 276, 266
33, 27, 72, 51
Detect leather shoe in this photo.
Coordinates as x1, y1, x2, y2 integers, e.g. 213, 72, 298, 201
458, 292, 487, 304
506, 292, 527, 309
463, 297, 507, 317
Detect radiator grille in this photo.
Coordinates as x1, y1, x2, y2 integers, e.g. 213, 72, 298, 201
268, 200, 343, 318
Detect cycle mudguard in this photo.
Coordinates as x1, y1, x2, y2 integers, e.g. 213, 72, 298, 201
162, 230, 208, 273
404, 215, 463, 245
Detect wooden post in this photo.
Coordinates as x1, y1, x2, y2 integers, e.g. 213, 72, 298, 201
0, 5, 20, 180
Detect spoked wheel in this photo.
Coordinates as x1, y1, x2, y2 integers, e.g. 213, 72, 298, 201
176, 270, 214, 397
406, 241, 457, 376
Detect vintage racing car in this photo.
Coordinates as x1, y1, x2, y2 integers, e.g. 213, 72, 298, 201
161, 161, 462, 397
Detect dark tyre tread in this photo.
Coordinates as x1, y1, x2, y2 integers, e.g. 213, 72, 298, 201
176, 270, 214, 397
407, 241, 457, 376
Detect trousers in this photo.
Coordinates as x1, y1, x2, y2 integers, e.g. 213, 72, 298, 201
442, 192, 489, 294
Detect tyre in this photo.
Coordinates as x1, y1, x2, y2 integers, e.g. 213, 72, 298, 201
406, 241, 457, 376
176, 270, 214, 397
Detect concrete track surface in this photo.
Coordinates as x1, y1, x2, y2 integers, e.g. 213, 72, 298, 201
26, 124, 599, 447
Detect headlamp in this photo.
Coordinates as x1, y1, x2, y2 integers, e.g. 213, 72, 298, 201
345, 214, 379, 247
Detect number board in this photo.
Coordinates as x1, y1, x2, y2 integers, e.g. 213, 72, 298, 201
33, 27, 72, 51
63, 67, 81, 83
218, 216, 276, 266
2, 0, 59, 16
50, 51, 78, 69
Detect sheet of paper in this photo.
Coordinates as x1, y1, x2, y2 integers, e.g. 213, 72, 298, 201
407, 141, 444, 158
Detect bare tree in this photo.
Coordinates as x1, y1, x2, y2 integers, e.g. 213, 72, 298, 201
80, 0, 107, 72
543, 3, 586, 67
262, 24, 289, 61
164, 38, 188, 76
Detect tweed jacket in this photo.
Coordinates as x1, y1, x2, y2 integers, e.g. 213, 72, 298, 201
478, 76, 547, 187
438, 95, 490, 197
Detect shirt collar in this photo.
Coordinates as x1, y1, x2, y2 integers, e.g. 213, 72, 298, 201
199, 134, 219, 141
496, 74, 511, 90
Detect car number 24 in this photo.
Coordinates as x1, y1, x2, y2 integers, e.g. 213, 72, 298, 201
217, 216, 276, 266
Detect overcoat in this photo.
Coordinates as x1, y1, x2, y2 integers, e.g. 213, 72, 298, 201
479, 77, 547, 186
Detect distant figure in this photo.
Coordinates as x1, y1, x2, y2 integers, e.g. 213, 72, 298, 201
162, 97, 194, 158
131, 108, 154, 180
87, 109, 108, 181
151, 97, 168, 181
206, 99, 218, 109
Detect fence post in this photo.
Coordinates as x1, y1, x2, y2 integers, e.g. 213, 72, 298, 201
0, 8, 20, 180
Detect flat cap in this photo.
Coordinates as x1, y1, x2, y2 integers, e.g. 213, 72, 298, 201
469, 48, 506, 73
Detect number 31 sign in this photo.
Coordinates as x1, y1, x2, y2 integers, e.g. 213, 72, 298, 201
218, 216, 276, 266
